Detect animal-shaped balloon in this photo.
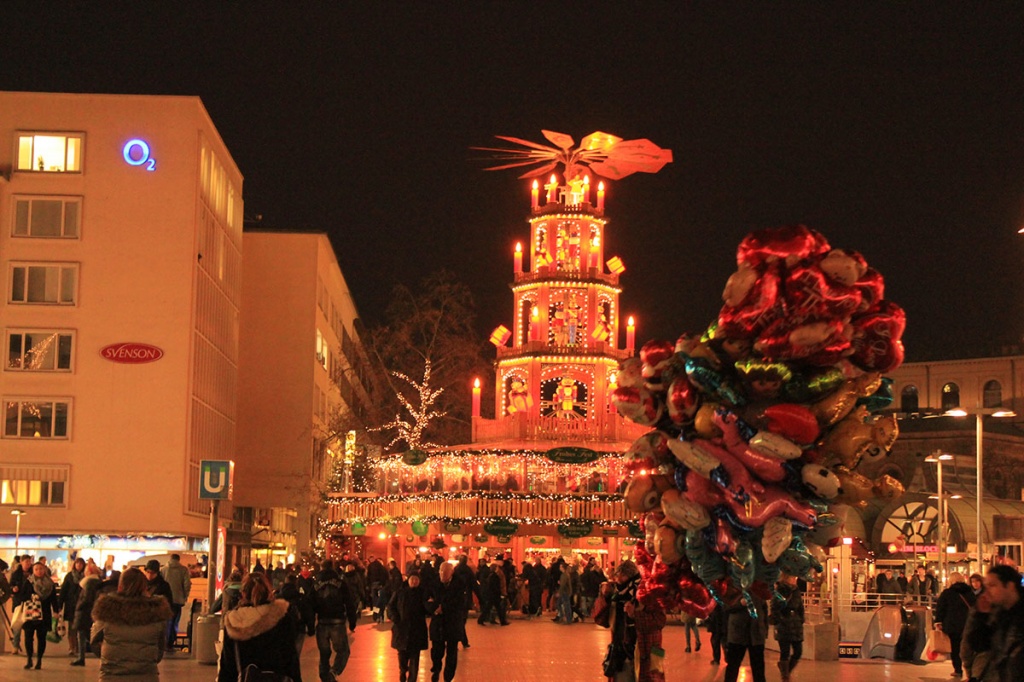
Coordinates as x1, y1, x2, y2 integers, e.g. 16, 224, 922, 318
820, 406, 898, 470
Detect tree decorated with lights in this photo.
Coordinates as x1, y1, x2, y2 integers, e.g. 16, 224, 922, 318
371, 359, 447, 452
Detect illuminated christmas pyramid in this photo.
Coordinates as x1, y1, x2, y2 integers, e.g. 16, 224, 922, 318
327, 131, 672, 554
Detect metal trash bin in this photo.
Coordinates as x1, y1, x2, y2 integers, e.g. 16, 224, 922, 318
192, 613, 221, 665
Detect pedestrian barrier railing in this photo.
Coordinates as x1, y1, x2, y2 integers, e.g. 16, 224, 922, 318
803, 591, 934, 624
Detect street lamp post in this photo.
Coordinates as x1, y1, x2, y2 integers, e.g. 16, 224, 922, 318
11, 509, 26, 553
925, 452, 953, 585
946, 406, 1016, 575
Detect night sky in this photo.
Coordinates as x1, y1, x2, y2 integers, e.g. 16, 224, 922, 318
5, 4, 1024, 361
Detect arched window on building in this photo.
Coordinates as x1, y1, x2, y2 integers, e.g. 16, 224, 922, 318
901, 385, 919, 413
942, 382, 960, 411
983, 380, 1003, 408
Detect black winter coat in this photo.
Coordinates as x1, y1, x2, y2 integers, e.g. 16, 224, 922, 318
9, 565, 32, 607
22, 578, 58, 631
935, 582, 976, 635
218, 600, 302, 682
60, 570, 84, 620
312, 569, 358, 630
771, 582, 805, 642
390, 583, 429, 652
279, 582, 315, 636
73, 575, 103, 632
428, 576, 467, 645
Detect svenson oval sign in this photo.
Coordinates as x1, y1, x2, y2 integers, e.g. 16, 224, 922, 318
100, 342, 164, 364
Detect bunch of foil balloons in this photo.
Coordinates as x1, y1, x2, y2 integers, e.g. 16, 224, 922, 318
612, 225, 906, 617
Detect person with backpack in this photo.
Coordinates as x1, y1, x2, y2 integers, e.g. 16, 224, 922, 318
312, 559, 358, 682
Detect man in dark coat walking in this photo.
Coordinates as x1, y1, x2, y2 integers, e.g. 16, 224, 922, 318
428, 563, 466, 682
770, 574, 805, 682
529, 557, 547, 617
312, 559, 359, 682
390, 574, 429, 682
934, 572, 976, 679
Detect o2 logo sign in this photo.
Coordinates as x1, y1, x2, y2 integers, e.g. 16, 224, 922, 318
122, 138, 157, 171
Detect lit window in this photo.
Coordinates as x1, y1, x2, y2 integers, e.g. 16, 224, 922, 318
16, 133, 84, 172
9, 263, 78, 304
316, 329, 328, 370
6, 331, 74, 371
3, 399, 71, 438
13, 196, 81, 238
941, 382, 960, 411
0, 465, 69, 507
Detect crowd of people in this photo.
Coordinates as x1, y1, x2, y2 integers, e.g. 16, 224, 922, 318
4, 548, 1024, 682
0, 553, 186, 676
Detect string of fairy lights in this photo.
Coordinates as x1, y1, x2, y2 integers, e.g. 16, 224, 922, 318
369, 447, 625, 473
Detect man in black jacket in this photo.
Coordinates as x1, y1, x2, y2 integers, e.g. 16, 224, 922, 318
366, 556, 389, 624
428, 563, 466, 682
312, 559, 358, 682
934, 572, 977, 679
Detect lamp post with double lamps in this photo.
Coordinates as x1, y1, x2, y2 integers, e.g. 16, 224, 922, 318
924, 452, 962, 586
945, 406, 1016, 574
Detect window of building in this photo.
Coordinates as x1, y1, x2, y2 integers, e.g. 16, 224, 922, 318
900, 385, 919, 413
983, 380, 1003, 408
9, 263, 77, 304
16, 133, 83, 173
0, 465, 69, 507
1, 480, 65, 507
6, 331, 74, 371
315, 329, 328, 370
13, 196, 81, 238
3, 399, 71, 438
941, 382, 960, 411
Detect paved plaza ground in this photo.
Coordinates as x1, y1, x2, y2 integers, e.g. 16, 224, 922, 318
0, 614, 959, 681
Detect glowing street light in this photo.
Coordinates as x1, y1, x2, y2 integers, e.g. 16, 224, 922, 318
11, 509, 26, 553
944, 407, 1016, 574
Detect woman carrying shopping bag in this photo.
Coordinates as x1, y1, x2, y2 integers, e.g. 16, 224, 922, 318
21, 561, 58, 670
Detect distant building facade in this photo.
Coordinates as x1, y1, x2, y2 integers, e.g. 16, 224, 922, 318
860, 355, 1024, 569
237, 230, 373, 560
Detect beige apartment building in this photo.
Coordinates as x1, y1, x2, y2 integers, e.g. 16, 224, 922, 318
0, 92, 373, 573
0, 92, 243, 572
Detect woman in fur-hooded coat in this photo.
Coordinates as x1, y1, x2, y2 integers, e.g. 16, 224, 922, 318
91, 568, 173, 680
217, 572, 302, 682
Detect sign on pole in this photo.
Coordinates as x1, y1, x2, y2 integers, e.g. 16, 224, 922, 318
199, 460, 234, 500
